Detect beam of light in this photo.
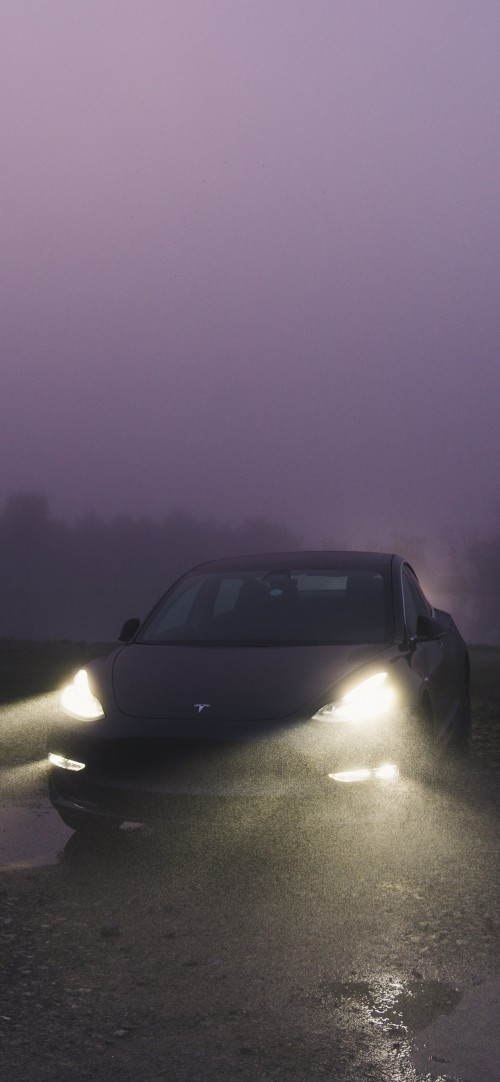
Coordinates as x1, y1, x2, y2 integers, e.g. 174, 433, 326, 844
0, 757, 48, 779
0, 692, 59, 736
0, 757, 50, 809
48, 753, 85, 771
0, 757, 49, 796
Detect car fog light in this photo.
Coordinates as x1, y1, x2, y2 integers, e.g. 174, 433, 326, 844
373, 763, 399, 781
330, 768, 372, 783
48, 753, 85, 772
329, 763, 399, 783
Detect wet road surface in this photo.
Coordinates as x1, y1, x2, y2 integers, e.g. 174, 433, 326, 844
0, 695, 499, 1081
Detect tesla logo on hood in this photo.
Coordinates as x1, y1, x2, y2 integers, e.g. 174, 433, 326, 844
194, 703, 211, 713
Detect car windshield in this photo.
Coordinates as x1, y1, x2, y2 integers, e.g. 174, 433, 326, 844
138, 568, 393, 646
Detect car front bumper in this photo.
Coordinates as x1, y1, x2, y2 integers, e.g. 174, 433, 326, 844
48, 712, 404, 825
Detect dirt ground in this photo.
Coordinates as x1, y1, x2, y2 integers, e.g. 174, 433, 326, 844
0, 644, 499, 1081
1, 766, 500, 1082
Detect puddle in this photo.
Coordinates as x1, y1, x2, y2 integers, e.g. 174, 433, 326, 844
320, 976, 462, 1032
412, 979, 500, 1082
0, 800, 73, 867
316, 976, 500, 1081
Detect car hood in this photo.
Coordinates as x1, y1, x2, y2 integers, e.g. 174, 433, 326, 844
110, 642, 393, 722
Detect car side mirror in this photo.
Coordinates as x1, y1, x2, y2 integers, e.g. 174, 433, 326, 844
414, 613, 445, 641
118, 617, 141, 643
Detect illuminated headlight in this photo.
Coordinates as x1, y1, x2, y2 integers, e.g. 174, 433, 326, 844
60, 669, 104, 720
48, 752, 85, 771
313, 672, 394, 723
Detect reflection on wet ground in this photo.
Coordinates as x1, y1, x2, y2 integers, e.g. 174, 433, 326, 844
321, 976, 462, 1031
308, 975, 463, 1081
412, 978, 500, 1082
0, 800, 72, 868
303, 973, 500, 1081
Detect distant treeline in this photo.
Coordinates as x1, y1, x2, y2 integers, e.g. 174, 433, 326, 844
0, 493, 301, 640
0, 492, 498, 643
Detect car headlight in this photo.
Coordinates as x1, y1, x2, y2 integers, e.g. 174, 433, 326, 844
60, 669, 105, 720
313, 671, 394, 723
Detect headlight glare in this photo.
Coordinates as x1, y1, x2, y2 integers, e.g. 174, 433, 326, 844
60, 669, 104, 720
313, 671, 394, 723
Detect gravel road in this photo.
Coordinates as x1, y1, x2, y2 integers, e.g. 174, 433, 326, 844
1, 741, 499, 1081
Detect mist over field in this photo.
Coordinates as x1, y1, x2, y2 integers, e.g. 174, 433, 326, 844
0, 492, 498, 644
2, 3, 500, 630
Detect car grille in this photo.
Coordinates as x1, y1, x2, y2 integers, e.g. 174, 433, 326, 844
86, 736, 323, 787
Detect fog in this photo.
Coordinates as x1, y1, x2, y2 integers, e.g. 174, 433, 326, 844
2, 3, 500, 631
0, 491, 498, 643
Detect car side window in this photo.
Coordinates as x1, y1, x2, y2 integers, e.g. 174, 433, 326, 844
213, 577, 245, 616
402, 568, 431, 637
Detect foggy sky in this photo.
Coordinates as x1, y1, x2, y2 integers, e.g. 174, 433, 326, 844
2, 1, 500, 547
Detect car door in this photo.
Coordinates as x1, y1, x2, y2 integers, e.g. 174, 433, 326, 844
401, 566, 457, 735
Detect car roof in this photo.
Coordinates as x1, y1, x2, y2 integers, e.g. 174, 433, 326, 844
189, 551, 398, 574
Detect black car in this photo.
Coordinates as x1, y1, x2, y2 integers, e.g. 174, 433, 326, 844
48, 551, 470, 831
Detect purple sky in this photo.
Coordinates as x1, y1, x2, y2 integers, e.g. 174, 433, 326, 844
2, 1, 500, 547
